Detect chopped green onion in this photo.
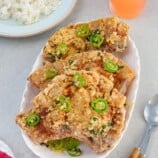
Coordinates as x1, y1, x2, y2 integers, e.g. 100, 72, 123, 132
89, 32, 104, 48
56, 43, 69, 56
85, 67, 90, 71
89, 129, 95, 134
45, 67, 58, 79
57, 53, 62, 59
76, 24, 91, 38
56, 96, 71, 112
47, 53, 56, 62
26, 113, 40, 127
93, 29, 100, 34
92, 116, 98, 121
67, 147, 81, 157
107, 122, 113, 126
68, 60, 74, 65
102, 124, 107, 129
90, 98, 109, 114
118, 65, 124, 69
73, 72, 85, 88
103, 60, 119, 73
97, 51, 103, 57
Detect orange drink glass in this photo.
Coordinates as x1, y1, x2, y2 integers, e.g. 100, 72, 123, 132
109, 0, 146, 18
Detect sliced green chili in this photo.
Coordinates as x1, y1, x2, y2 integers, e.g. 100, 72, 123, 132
47, 139, 64, 151
103, 60, 119, 73
118, 65, 124, 69
56, 43, 69, 56
26, 113, 40, 127
73, 72, 85, 88
90, 98, 108, 114
47, 53, 56, 62
67, 147, 81, 157
89, 32, 104, 48
56, 96, 71, 112
45, 67, 58, 79
85, 67, 90, 71
46, 137, 80, 153
68, 59, 74, 65
76, 24, 91, 38
64, 138, 80, 150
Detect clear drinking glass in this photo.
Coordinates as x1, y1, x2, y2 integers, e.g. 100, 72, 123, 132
109, 0, 146, 18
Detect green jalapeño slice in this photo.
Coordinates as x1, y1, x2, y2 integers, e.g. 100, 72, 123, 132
90, 98, 109, 114
26, 113, 40, 127
89, 32, 104, 48
56, 96, 71, 112
103, 60, 119, 73
47, 139, 64, 152
56, 43, 69, 56
67, 147, 82, 157
45, 67, 58, 79
76, 24, 90, 38
47, 138, 81, 155
73, 72, 85, 88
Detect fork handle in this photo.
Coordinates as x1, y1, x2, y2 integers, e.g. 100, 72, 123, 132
129, 148, 145, 158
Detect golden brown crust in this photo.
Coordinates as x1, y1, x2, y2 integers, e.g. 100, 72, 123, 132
43, 17, 129, 62
15, 106, 72, 144
16, 70, 126, 152
28, 51, 135, 93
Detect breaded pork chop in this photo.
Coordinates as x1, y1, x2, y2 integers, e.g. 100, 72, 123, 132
16, 70, 126, 153
28, 51, 135, 93
43, 17, 129, 62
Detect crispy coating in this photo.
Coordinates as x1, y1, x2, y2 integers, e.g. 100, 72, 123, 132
16, 70, 126, 153
28, 51, 135, 93
43, 17, 129, 62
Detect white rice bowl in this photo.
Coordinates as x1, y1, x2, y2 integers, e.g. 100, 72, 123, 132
0, 0, 62, 24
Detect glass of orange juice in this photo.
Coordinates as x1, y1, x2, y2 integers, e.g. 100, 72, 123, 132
109, 0, 146, 18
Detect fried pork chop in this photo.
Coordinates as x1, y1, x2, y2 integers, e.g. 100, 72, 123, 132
43, 17, 129, 62
28, 51, 135, 93
16, 70, 126, 153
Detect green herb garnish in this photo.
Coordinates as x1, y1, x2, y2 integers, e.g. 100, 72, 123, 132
76, 25, 90, 38
90, 98, 109, 114
26, 113, 40, 127
56, 43, 69, 57
103, 60, 119, 73
56, 96, 71, 112
45, 67, 58, 79
47, 137, 81, 156
73, 72, 85, 88
89, 31, 104, 48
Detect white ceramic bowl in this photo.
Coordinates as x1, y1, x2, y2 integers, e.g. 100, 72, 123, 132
0, 0, 77, 38
20, 37, 140, 158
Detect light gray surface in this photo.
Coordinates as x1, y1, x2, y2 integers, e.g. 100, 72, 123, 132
0, 0, 158, 157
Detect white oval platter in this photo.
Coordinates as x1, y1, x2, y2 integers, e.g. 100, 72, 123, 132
20, 37, 140, 158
